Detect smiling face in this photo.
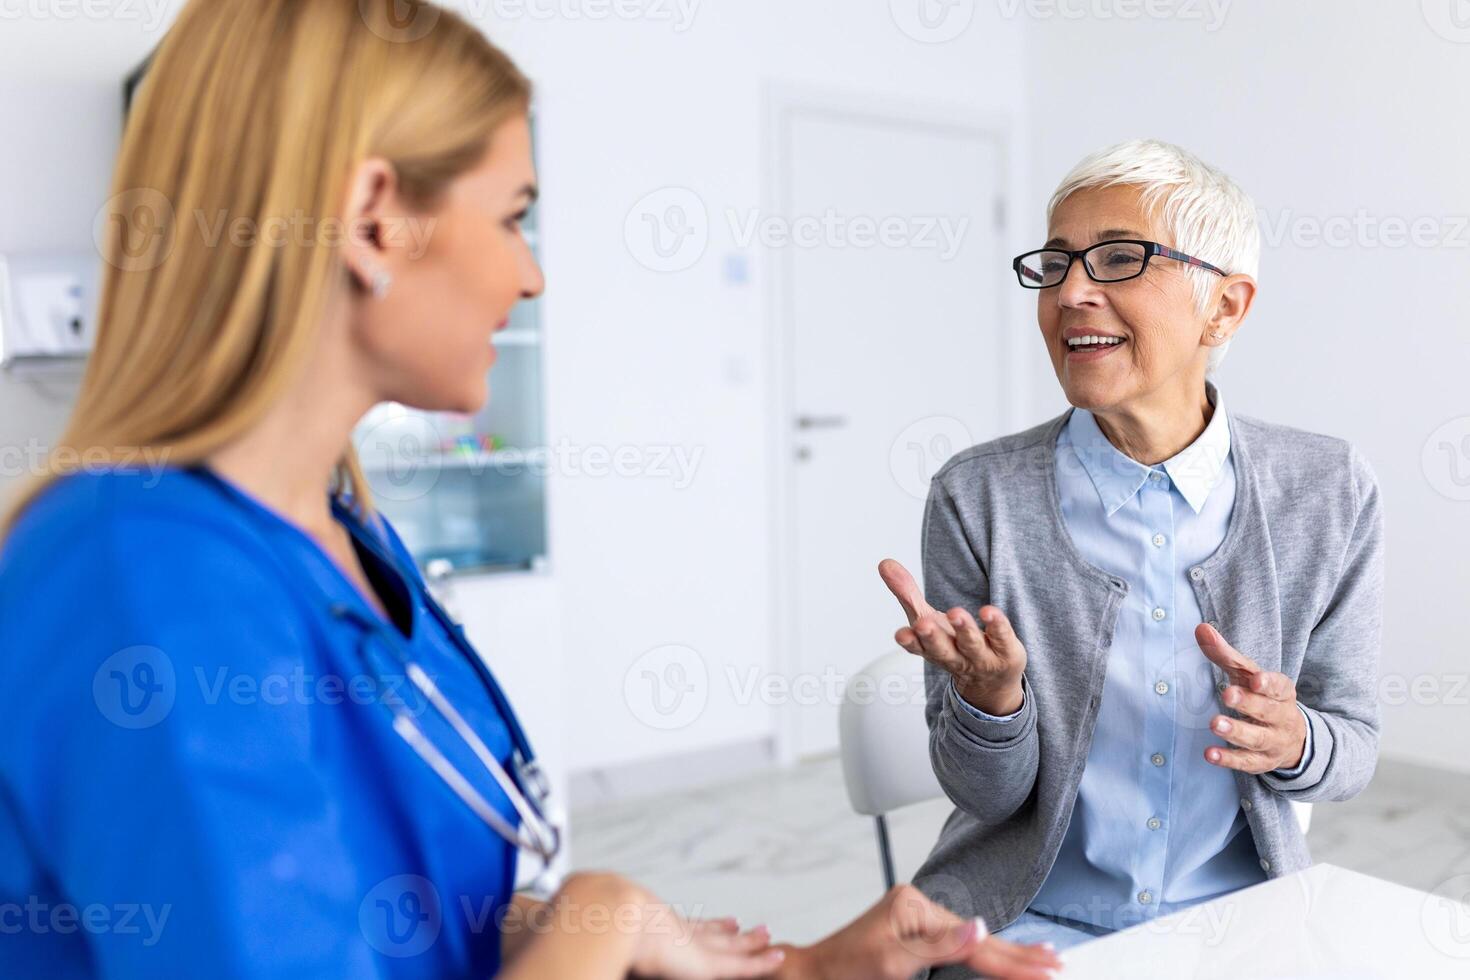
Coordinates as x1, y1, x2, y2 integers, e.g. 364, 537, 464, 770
1038, 183, 1223, 413
351, 113, 544, 415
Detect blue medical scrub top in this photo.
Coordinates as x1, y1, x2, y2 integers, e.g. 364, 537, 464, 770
0, 465, 523, 978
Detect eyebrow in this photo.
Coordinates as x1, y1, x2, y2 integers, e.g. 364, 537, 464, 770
1044, 228, 1146, 248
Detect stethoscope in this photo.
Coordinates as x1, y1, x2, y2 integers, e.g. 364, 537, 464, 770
321, 493, 565, 899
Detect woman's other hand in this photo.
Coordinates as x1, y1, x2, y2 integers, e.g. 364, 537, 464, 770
776, 883, 1062, 979
1197, 623, 1311, 773
879, 559, 1028, 716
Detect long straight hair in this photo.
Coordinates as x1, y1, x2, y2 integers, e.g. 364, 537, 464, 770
1, 0, 530, 538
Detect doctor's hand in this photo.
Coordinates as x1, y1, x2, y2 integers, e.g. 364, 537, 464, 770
1197, 623, 1309, 774
503, 872, 784, 980
621, 888, 785, 980
769, 884, 1062, 979
879, 559, 1028, 717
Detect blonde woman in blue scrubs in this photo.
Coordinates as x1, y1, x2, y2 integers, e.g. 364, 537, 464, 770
0, 2, 1061, 978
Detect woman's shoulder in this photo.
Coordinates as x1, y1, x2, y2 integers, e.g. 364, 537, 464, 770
0, 466, 299, 607
932, 412, 1067, 491
1232, 413, 1379, 507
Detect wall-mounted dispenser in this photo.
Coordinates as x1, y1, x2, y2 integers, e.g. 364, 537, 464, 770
0, 252, 102, 369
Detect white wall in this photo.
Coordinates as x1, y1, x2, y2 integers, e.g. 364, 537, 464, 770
0, 79, 127, 507
477, 0, 1031, 772
1023, 0, 1470, 773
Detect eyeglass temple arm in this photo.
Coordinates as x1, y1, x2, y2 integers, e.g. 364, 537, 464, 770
1152, 244, 1227, 277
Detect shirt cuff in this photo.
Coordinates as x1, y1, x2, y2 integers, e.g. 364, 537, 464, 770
950, 677, 1026, 722
1270, 703, 1315, 779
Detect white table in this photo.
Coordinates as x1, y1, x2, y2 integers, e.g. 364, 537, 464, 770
1058, 863, 1470, 978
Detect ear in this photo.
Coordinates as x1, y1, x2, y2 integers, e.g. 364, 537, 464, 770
340, 157, 402, 295
1203, 273, 1256, 347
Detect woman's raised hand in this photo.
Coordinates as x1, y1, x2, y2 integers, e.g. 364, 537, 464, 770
878, 559, 1028, 716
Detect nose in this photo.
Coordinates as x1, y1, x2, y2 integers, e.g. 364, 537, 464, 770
521, 247, 546, 300
1054, 254, 1105, 310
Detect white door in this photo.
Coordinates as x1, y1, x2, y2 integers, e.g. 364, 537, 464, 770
775, 100, 1010, 759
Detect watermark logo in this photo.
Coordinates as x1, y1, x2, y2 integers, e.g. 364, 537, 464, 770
0, 897, 171, 947
1424, 416, 1470, 501
360, 0, 442, 43
1422, 0, 1470, 43
996, 0, 1231, 31
625, 188, 709, 273
483, 0, 702, 31
356, 411, 446, 502
94, 188, 175, 273
360, 874, 443, 957
1421, 873, 1470, 958
0, 0, 171, 31
93, 645, 176, 729
890, 0, 976, 43
727, 209, 970, 260
623, 644, 708, 730
889, 416, 973, 500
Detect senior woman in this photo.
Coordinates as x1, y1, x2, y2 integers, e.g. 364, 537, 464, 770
879, 140, 1384, 966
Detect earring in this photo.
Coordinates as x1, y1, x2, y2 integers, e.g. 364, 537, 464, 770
369, 267, 392, 300
1210, 331, 1223, 339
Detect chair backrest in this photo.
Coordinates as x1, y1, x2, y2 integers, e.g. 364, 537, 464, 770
839, 650, 942, 816
838, 650, 1315, 834
1292, 800, 1313, 834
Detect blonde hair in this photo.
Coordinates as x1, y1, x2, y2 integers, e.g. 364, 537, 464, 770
1, 0, 530, 538
1047, 139, 1260, 375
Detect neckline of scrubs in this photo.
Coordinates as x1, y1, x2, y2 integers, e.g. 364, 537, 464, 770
187, 464, 416, 642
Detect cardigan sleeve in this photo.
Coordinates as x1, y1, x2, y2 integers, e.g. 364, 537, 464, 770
1260, 446, 1384, 800
920, 478, 1041, 829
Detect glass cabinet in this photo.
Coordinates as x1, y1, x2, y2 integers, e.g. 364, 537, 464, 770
352, 159, 547, 574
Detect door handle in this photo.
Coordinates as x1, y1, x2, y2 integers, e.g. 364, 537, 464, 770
795, 415, 848, 430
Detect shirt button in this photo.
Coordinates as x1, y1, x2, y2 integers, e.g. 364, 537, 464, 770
1217, 680, 1228, 694
1149, 471, 1163, 482
1189, 567, 1204, 581
1151, 752, 1166, 767
1241, 798, 1254, 812
1206, 619, 1219, 630
1154, 680, 1170, 695
1152, 607, 1167, 622
1152, 532, 1166, 547
1138, 890, 1154, 904
1147, 817, 1162, 830
1261, 858, 1272, 872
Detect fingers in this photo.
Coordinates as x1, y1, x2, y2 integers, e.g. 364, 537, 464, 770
947, 608, 994, 664
878, 559, 927, 626
1248, 670, 1297, 703
707, 946, 788, 977
1219, 684, 1287, 725
1209, 713, 1273, 752
911, 615, 967, 674
692, 917, 740, 936
710, 925, 772, 954
1195, 622, 1260, 681
967, 935, 1063, 979
976, 606, 1019, 651
1205, 744, 1274, 773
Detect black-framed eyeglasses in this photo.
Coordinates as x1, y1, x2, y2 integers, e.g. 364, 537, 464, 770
1012, 239, 1227, 289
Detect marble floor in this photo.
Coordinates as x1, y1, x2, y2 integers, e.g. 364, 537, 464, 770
568, 755, 1470, 949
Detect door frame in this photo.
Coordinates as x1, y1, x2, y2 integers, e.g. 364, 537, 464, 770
762, 83, 1028, 765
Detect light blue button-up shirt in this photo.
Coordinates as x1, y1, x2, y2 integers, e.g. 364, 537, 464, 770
955, 382, 1312, 931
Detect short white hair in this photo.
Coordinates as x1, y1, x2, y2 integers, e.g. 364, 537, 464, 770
1046, 139, 1260, 375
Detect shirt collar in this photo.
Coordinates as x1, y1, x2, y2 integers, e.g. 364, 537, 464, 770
1065, 380, 1231, 516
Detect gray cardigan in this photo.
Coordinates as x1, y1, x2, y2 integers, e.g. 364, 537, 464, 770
912, 406, 1385, 950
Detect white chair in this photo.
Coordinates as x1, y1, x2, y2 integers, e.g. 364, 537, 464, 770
838, 650, 943, 888
837, 650, 1312, 889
